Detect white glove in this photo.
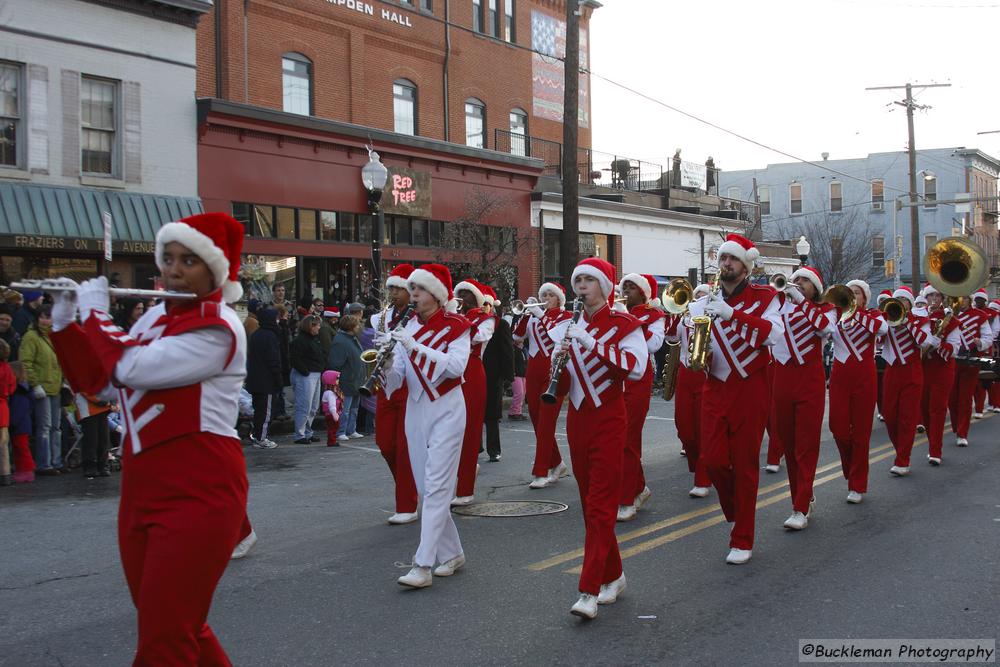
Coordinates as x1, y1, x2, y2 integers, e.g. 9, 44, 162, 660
77, 276, 110, 323
785, 284, 805, 305
51, 288, 78, 332
565, 322, 596, 350
704, 294, 735, 321
374, 332, 391, 347
526, 304, 545, 318
32, 385, 47, 400
391, 328, 417, 352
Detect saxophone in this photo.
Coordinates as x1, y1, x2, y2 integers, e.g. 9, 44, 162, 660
661, 339, 681, 401
688, 280, 719, 372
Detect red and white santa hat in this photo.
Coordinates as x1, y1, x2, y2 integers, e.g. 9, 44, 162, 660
323, 307, 340, 318
155, 212, 245, 303
407, 263, 453, 306
538, 282, 567, 307
846, 279, 872, 307
619, 273, 661, 306
972, 288, 989, 302
571, 257, 617, 299
914, 293, 928, 306
790, 266, 824, 296
988, 299, 1000, 313
386, 263, 415, 290
892, 285, 915, 306
876, 289, 893, 306
483, 285, 501, 307
693, 283, 711, 299
919, 282, 932, 297
454, 278, 486, 308
717, 233, 761, 274
922, 283, 940, 296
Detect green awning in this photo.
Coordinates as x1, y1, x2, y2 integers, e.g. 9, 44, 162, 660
0, 182, 203, 242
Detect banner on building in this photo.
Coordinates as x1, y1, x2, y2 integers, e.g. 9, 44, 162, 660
380, 167, 432, 218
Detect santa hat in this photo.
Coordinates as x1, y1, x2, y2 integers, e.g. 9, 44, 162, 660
483, 285, 500, 307
892, 286, 915, 306
538, 282, 567, 307
693, 284, 711, 299
323, 307, 340, 318
571, 257, 616, 298
922, 283, 940, 296
972, 288, 989, 301
454, 279, 486, 308
846, 279, 871, 307
920, 282, 932, 297
790, 266, 824, 296
876, 289, 893, 306
407, 263, 453, 306
321, 370, 340, 386
155, 212, 244, 303
988, 299, 1000, 313
717, 233, 760, 274
619, 273, 651, 300
914, 294, 928, 306
386, 263, 415, 290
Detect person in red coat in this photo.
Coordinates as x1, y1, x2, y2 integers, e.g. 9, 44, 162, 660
920, 285, 962, 465
947, 294, 993, 446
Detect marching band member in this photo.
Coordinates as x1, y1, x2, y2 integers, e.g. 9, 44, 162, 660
920, 284, 961, 465
879, 287, 932, 477
763, 359, 784, 474
616, 273, 665, 522
49, 212, 249, 665
372, 264, 419, 525
690, 234, 782, 565
551, 258, 646, 619
971, 289, 991, 418
987, 300, 1000, 413
874, 289, 893, 422
512, 283, 572, 489
829, 280, 886, 504
912, 293, 929, 317
386, 264, 473, 588
947, 295, 992, 446
667, 283, 713, 498
770, 266, 836, 531
452, 279, 494, 505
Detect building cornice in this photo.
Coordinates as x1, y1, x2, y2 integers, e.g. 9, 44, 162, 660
79, 0, 212, 28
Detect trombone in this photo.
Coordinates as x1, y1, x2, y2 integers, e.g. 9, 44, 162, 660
7, 278, 196, 300
879, 297, 910, 327
821, 284, 857, 324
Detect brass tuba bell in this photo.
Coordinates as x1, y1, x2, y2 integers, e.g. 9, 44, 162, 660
661, 278, 694, 315
879, 297, 909, 327
923, 236, 989, 299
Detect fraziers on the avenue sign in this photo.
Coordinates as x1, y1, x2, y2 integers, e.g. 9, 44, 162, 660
380, 167, 432, 218
323, 0, 415, 27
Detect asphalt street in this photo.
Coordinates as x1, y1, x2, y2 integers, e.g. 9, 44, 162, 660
1, 396, 997, 666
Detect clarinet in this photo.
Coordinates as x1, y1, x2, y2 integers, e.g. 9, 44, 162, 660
358, 303, 416, 397
541, 298, 583, 404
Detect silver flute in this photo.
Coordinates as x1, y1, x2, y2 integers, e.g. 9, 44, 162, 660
7, 279, 197, 300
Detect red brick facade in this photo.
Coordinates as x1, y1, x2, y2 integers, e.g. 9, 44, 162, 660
196, 0, 594, 151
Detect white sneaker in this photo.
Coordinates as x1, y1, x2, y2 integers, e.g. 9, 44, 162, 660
973, 412, 984, 419
991, 406, 1000, 413
916, 424, 926, 433
528, 476, 551, 489
597, 573, 626, 605
877, 413, 884, 422
783, 512, 808, 530
616, 505, 637, 522
725, 548, 752, 564
230, 529, 258, 560
927, 456, 941, 466
679, 448, 687, 457
764, 464, 780, 473
450, 495, 474, 507
846, 490, 864, 504
252, 438, 277, 450
397, 566, 433, 588
387, 512, 419, 525
889, 465, 910, 477
349, 432, 365, 438
547, 462, 568, 482
433, 553, 466, 577
570, 593, 598, 619
956, 437, 969, 447
634, 486, 652, 509
337, 434, 350, 442
688, 486, 710, 498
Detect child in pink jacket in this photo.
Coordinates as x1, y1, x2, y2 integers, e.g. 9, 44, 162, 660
321, 370, 344, 447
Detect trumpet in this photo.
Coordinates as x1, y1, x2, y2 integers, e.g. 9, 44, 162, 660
879, 296, 909, 327
661, 278, 693, 315
358, 302, 416, 397
7, 278, 197, 300
510, 297, 542, 316
769, 274, 788, 291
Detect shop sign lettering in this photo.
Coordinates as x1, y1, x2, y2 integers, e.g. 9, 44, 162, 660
1, 234, 155, 255
381, 167, 432, 218
323, 0, 414, 27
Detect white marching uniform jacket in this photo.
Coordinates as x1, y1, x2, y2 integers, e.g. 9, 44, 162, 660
830, 309, 888, 364
954, 310, 993, 354
388, 309, 472, 402
513, 308, 572, 359
771, 298, 836, 366
879, 314, 933, 366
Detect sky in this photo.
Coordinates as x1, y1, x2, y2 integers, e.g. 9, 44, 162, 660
588, 0, 1000, 173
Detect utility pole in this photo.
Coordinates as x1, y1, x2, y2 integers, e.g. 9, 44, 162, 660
866, 82, 950, 293
559, 0, 580, 286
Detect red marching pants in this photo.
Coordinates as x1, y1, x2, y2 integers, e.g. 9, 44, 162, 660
456, 356, 486, 497
882, 361, 923, 467
620, 364, 653, 505
764, 362, 784, 467
829, 357, 876, 494
771, 358, 825, 514
921, 356, 955, 459
701, 368, 770, 550
566, 396, 626, 595
948, 363, 980, 439
525, 354, 565, 478
990, 381, 1000, 410
675, 364, 710, 488
375, 391, 418, 513
118, 434, 247, 667
974, 383, 986, 414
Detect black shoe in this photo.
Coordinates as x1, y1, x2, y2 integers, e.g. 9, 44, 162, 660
36, 468, 61, 477
294, 437, 311, 444
489, 454, 501, 462
84, 468, 97, 480
309, 436, 320, 443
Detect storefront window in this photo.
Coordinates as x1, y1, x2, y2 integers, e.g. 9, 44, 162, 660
252, 205, 274, 237
299, 210, 318, 241
232, 202, 251, 235
429, 220, 442, 246
393, 216, 411, 245
276, 207, 295, 239
340, 213, 357, 242
1, 255, 99, 286
320, 211, 337, 240
358, 214, 373, 244
238, 254, 297, 307
412, 219, 428, 246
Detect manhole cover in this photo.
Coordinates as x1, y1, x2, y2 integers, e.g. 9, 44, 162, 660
452, 500, 569, 517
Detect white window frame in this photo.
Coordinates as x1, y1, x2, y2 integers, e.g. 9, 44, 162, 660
924, 233, 938, 254
790, 182, 803, 215
465, 98, 485, 148
80, 75, 119, 177
393, 79, 417, 136
472, 0, 483, 32
282, 52, 312, 116
758, 186, 770, 216
830, 180, 843, 213
923, 175, 937, 208
509, 108, 527, 156
871, 178, 884, 211
872, 235, 885, 268
504, 0, 515, 42
0, 61, 24, 170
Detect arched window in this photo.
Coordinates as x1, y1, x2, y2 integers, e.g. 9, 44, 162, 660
509, 108, 527, 156
465, 98, 486, 148
282, 52, 312, 116
393, 79, 417, 136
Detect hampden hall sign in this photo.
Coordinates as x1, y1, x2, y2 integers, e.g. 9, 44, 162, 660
323, 0, 415, 28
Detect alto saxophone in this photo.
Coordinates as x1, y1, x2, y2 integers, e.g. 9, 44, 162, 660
688, 280, 719, 372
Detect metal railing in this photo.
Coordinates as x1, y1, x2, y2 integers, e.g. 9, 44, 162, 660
494, 130, 562, 175
717, 196, 762, 225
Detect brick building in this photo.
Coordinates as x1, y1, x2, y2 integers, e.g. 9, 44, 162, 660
195, 0, 599, 308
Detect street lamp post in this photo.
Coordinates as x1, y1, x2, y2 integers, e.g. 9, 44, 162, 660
796, 235, 811, 267
361, 149, 389, 303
